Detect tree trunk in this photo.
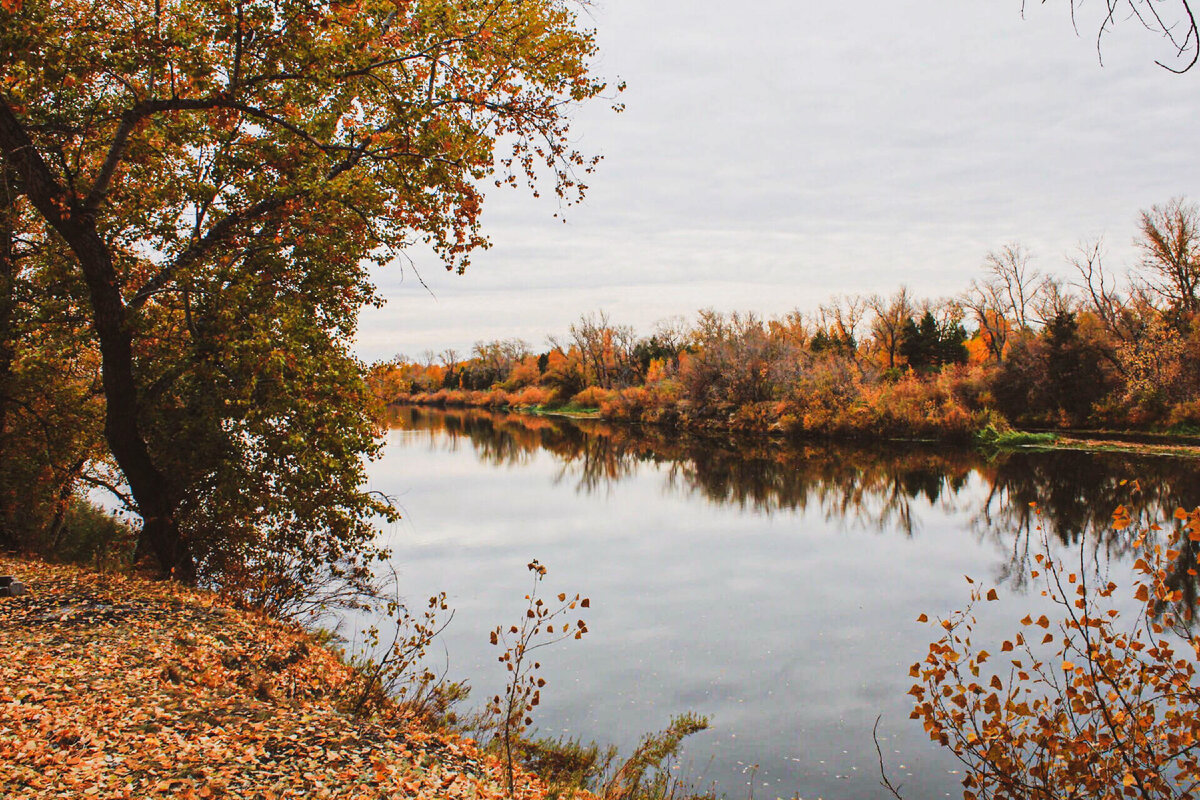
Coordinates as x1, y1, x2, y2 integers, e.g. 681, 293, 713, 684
67, 223, 191, 576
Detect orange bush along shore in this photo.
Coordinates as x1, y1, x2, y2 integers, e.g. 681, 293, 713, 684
0, 556, 555, 800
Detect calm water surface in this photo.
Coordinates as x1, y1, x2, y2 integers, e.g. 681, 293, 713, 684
364, 407, 1200, 800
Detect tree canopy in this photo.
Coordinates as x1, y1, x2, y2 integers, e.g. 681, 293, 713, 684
0, 0, 612, 585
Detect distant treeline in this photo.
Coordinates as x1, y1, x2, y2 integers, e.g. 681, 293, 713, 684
369, 198, 1200, 441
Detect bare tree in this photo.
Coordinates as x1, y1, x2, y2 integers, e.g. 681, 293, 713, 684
1033, 274, 1077, 326
962, 279, 1011, 363
767, 309, 810, 350
650, 315, 691, 353
1070, 238, 1127, 334
690, 308, 729, 348
931, 297, 968, 330
984, 243, 1042, 331
570, 311, 610, 388
818, 294, 868, 345
868, 288, 914, 369
1136, 197, 1200, 316
569, 311, 637, 389
469, 338, 531, 387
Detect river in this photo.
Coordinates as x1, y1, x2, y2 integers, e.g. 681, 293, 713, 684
363, 406, 1200, 799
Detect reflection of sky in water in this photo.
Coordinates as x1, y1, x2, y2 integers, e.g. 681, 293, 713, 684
358, 409, 1200, 799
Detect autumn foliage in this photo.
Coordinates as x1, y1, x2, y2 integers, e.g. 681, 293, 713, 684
373, 202, 1200, 443
909, 504, 1200, 799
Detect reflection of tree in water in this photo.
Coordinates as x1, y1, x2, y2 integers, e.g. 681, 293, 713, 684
1162, 525, 1200, 623
661, 441, 976, 537
393, 405, 1200, 608
392, 406, 1200, 567
970, 451, 1200, 589
390, 406, 985, 534
390, 405, 571, 468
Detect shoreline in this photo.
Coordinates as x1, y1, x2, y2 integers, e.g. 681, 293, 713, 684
388, 399, 1200, 459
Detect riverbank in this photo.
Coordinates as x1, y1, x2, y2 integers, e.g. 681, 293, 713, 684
389, 393, 1200, 458
0, 556, 549, 800
1037, 434, 1200, 459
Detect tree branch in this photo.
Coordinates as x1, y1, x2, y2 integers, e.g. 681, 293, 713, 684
129, 193, 292, 311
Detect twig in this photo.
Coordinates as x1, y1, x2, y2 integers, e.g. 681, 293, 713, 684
873, 715, 905, 799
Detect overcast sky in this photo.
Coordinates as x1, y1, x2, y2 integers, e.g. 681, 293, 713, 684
356, 0, 1200, 361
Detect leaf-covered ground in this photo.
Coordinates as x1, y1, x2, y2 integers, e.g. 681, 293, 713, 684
0, 556, 547, 799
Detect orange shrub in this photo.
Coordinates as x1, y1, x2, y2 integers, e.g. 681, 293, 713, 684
481, 388, 509, 408
507, 385, 553, 407
569, 386, 613, 409
911, 507, 1200, 800
866, 373, 978, 440
600, 387, 649, 420
1168, 398, 1200, 429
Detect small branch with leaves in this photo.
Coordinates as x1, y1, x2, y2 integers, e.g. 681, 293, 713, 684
487, 559, 589, 797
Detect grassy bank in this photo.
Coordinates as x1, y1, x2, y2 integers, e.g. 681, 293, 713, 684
0, 556, 549, 800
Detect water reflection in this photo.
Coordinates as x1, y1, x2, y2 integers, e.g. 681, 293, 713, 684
380, 405, 1200, 798
391, 405, 1200, 574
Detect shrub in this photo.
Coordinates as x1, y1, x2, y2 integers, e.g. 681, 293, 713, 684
570, 386, 613, 410
865, 373, 977, 440
1167, 398, 1200, 431
481, 388, 510, 408
508, 385, 553, 407
52, 499, 138, 570
909, 505, 1200, 800
486, 560, 590, 797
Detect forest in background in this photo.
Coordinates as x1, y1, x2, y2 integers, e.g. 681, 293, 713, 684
371, 198, 1200, 442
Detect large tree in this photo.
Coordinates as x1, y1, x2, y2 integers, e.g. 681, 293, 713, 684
0, 0, 610, 580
